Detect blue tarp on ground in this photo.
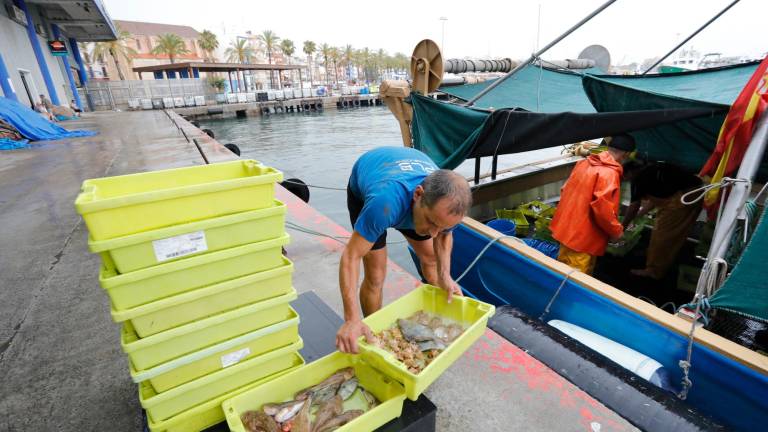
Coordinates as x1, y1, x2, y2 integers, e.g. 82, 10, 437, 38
0, 97, 96, 141
0, 137, 29, 150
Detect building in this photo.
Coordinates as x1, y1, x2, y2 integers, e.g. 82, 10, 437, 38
109, 20, 205, 80
0, 0, 116, 110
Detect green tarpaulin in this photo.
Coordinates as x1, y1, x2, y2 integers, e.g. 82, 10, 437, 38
416, 62, 762, 176
711, 207, 768, 322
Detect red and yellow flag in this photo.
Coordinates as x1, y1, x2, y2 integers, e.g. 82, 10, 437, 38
700, 56, 768, 209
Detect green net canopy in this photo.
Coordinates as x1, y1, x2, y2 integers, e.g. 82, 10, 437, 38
417, 62, 762, 175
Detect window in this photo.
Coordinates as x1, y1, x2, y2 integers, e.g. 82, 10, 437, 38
135, 38, 142, 50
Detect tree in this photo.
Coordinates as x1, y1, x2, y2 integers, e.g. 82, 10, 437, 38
360, 47, 371, 82
303, 40, 316, 85
91, 27, 136, 80
329, 47, 340, 86
224, 39, 255, 91
198, 30, 219, 62
319, 43, 332, 87
375, 48, 386, 81
279, 39, 295, 88
257, 30, 280, 88
151, 33, 189, 64
342, 44, 354, 81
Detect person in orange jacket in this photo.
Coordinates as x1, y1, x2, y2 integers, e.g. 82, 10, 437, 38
550, 134, 636, 275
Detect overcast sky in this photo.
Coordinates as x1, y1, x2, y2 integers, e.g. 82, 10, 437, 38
103, 0, 767, 65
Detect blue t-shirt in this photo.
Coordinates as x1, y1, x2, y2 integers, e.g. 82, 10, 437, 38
349, 147, 438, 242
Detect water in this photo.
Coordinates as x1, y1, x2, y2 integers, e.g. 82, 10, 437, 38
203, 106, 562, 277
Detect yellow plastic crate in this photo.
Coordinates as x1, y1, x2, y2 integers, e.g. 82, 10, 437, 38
75, 159, 283, 241
89, 201, 287, 273
495, 208, 530, 236
131, 309, 300, 393
121, 292, 296, 371
141, 342, 304, 422
112, 257, 294, 337
358, 284, 495, 400
100, 234, 289, 311
146, 364, 302, 432
223, 351, 406, 432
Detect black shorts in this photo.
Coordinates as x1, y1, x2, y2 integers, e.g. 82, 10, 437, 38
347, 185, 430, 250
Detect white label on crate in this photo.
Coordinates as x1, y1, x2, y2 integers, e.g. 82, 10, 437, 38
152, 231, 208, 262
221, 348, 251, 368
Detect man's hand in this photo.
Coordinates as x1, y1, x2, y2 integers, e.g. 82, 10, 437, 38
335, 319, 373, 354
437, 274, 463, 303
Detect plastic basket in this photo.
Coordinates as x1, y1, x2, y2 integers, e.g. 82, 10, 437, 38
89, 201, 287, 273
494, 209, 529, 236
358, 285, 495, 400
75, 160, 282, 241
112, 257, 294, 338
130, 308, 300, 393
486, 219, 516, 236
606, 221, 645, 257
517, 200, 553, 219
140, 342, 304, 422
100, 234, 289, 311
145, 364, 301, 432
223, 351, 406, 432
121, 292, 296, 371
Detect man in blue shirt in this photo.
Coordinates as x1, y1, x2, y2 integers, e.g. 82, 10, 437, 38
336, 147, 473, 353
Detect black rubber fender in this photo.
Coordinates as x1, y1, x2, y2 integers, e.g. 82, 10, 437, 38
202, 128, 214, 138
224, 143, 240, 156
280, 178, 310, 203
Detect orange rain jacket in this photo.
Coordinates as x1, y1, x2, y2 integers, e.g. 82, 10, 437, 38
550, 151, 624, 256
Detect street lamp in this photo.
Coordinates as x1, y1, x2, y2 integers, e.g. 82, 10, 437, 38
439, 17, 448, 57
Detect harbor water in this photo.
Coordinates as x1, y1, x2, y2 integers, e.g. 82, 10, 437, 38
202, 106, 561, 277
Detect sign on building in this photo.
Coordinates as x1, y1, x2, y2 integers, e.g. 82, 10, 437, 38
48, 40, 68, 56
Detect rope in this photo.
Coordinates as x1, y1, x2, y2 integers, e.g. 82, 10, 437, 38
539, 269, 576, 321
454, 235, 525, 283
281, 179, 346, 191
284, 221, 407, 245
679, 177, 750, 205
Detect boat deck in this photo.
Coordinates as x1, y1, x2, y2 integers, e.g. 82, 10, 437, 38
0, 110, 636, 431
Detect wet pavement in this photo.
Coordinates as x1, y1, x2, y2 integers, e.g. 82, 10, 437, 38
0, 110, 636, 431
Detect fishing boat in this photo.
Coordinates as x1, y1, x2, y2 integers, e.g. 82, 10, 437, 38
381, 36, 768, 431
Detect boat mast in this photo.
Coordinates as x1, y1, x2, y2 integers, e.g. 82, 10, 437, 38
642, 0, 741, 75
700, 110, 768, 295
464, 0, 618, 107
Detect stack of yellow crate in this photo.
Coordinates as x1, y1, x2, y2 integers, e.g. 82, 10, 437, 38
75, 160, 304, 432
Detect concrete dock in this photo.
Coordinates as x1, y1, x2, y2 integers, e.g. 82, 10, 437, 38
0, 111, 636, 431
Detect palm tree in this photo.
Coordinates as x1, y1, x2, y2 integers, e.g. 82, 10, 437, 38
151, 33, 189, 64
279, 39, 295, 88
329, 47, 340, 87
319, 43, 332, 87
91, 28, 136, 80
224, 39, 255, 92
303, 41, 316, 86
342, 44, 354, 81
360, 47, 371, 82
257, 30, 280, 88
198, 30, 219, 62
375, 48, 386, 81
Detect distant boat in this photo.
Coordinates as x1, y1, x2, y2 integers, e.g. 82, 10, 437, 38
659, 48, 757, 73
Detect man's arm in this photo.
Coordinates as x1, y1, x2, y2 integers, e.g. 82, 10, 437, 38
622, 201, 641, 229
336, 231, 374, 354
433, 230, 463, 302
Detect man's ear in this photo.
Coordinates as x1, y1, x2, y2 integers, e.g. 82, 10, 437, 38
413, 185, 424, 201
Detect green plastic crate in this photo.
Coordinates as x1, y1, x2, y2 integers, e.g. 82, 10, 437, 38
89, 201, 287, 274
223, 351, 406, 432
99, 234, 289, 311
358, 285, 495, 400
494, 208, 529, 236
146, 364, 301, 432
131, 308, 300, 393
121, 292, 296, 371
140, 342, 304, 422
112, 257, 294, 338
517, 200, 553, 219
75, 159, 283, 241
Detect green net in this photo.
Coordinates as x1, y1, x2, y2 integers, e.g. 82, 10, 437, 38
710, 203, 768, 322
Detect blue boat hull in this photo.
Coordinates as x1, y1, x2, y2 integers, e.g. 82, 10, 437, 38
414, 223, 768, 431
